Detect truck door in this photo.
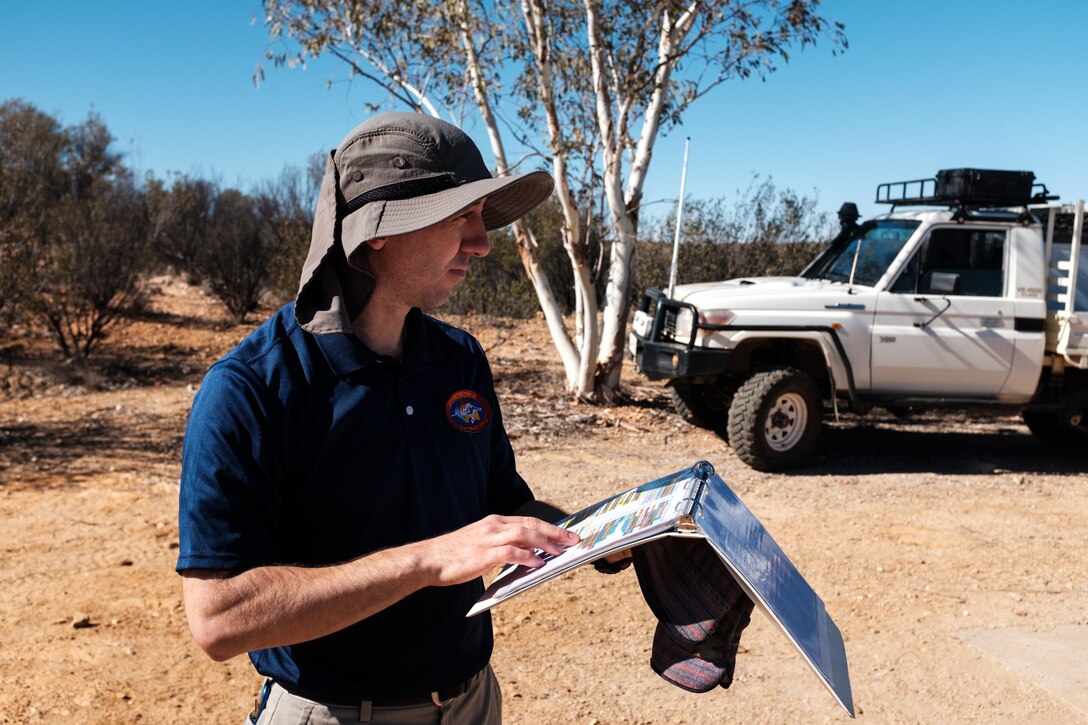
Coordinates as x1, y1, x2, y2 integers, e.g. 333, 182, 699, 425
870, 226, 1016, 396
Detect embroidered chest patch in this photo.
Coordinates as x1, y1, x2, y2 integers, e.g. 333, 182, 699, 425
446, 390, 491, 433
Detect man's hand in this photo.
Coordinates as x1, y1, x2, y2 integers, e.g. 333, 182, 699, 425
594, 548, 633, 574
414, 514, 580, 587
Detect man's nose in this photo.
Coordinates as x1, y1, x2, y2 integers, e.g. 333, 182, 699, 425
461, 211, 490, 258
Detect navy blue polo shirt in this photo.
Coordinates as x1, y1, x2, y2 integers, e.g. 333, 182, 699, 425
177, 302, 533, 702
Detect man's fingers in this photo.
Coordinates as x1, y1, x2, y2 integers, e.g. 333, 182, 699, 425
425, 515, 584, 586
498, 516, 579, 557
504, 515, 580, 545
498, 544, 546, 570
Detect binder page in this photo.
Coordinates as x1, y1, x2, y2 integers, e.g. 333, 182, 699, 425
469, 465, 705, 615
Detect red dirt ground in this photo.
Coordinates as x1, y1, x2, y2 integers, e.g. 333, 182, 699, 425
1, 276, 1085, 723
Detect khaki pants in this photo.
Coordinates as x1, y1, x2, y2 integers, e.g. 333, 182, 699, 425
250, 666, 502, 725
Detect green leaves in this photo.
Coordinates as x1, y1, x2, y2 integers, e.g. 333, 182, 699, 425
255, 0, 846, 398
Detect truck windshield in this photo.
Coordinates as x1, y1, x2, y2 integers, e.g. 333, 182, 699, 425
819, 220, 921, 286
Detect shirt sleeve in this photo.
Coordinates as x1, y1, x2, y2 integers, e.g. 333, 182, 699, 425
176, 358, 286, 573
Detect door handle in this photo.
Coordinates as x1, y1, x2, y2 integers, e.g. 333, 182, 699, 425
978, 317, 1003, 328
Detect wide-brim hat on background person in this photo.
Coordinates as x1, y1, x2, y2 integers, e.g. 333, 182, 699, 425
297, 112, 554, 333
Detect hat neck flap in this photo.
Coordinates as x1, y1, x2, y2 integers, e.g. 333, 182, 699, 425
295, 150, 376, 334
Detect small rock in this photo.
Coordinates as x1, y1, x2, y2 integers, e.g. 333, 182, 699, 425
72, 613, 93, 629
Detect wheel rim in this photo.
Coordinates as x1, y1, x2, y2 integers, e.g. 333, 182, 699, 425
763, 392, 808, 451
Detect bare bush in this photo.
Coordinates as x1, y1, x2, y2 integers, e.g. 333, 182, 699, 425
148, 174, 217, 282
34, 173, 152, 361
200, 189, 276, 324
254, 152, 323, 305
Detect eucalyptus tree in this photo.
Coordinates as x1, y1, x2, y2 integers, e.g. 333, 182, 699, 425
259, 0, 845, 401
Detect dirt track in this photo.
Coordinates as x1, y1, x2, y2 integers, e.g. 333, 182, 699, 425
1, 278, 1086, 724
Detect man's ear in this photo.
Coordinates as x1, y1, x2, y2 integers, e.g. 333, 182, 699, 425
365, 237, 387, 251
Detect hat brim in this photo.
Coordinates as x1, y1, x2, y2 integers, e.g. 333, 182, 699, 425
341, 170, 553, 261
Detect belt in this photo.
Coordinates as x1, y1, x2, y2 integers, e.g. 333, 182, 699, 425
373, 676, 474, 707
274, 672, 477, 709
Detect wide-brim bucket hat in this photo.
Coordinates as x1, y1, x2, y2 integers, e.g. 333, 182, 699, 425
296, 112, 554, 333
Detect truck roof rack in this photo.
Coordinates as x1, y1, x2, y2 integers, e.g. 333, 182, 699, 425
876, 168, 1057, 210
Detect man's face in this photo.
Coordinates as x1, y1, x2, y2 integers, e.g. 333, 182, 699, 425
363, 198, 490, 311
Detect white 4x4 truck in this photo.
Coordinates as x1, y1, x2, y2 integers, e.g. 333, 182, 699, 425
630, 169, 1088, 471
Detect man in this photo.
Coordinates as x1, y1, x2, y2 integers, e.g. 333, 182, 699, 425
834, 201, 862, 240
800, 201, 864, 279
177, 112, 578, 724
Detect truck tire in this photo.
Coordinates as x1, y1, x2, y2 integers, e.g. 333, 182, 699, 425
1022, 410, 1088, 446
728, 368, 821, 471
668, 380, 733, 433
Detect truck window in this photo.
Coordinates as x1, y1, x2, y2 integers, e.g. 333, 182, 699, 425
821, 220, 920, 287
892, 228, 1007, 296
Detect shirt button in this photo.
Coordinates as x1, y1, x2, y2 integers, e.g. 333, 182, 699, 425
405, 405, 414, 416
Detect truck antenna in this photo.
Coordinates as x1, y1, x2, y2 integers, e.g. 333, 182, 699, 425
667, 137, 691, 298
847, 237, 862, 294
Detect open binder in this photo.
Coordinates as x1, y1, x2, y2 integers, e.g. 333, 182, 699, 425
470, 461, 855, 718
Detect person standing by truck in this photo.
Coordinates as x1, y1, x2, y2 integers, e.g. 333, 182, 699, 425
802, 201, 864, 279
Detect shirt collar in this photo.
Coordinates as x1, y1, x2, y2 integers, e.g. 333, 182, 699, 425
312, 307, 440, 377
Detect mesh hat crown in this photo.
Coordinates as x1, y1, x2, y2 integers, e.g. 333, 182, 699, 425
296, 112, 554, 333
335, 112, 553, 261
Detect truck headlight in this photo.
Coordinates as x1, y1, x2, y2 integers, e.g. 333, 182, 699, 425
670, 308, 735, 344
671, 307, 695, 342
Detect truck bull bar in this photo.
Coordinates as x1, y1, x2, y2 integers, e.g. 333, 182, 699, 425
634, 288, 861, 409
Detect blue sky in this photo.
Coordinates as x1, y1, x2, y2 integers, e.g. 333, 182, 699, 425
2, 0, 1086, 222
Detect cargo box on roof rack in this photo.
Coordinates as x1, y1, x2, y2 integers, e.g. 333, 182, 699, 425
875, 168, 1054, 208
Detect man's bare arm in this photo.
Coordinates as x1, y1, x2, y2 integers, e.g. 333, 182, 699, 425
182, 514, 579, 661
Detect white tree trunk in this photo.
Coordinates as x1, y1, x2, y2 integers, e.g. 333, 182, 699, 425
521, 0, 599, 399
512, 219, 581, 382
585, 0, 636, 398
458, 4, 582, 385
587, 3, 697, 397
